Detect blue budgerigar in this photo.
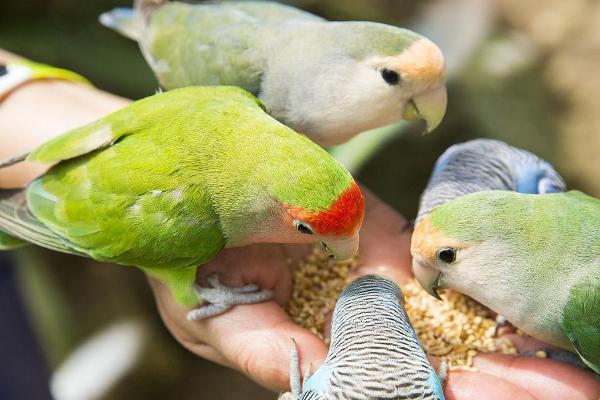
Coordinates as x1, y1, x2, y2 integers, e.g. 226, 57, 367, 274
289, 275, 444, 400
416, 139, 565, 223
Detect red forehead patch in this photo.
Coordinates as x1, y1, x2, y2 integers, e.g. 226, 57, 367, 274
288, 181, 365, 236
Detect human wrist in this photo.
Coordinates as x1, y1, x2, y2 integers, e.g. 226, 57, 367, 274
0, 63, 130, 188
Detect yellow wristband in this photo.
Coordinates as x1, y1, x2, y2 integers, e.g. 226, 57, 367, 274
0, 59, 92, 100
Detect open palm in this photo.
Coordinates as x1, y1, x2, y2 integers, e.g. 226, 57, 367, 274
149, 187, 600, 399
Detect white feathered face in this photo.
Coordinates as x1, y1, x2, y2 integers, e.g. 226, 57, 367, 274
298, 37, 448, 146
410, 209, 531, 320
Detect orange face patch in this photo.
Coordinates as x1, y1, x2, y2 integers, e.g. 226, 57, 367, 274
411, 214, 464, 261
288, 181, 365, 237
390, 38, 445, 86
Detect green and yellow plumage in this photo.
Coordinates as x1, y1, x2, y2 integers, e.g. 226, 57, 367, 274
100, 0, 447, 146
412, 190, 600, 373
141, 1, 420, 90
0, 86, 364, 309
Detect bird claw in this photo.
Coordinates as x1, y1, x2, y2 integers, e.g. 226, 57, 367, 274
494, 314, 508, 336
290, 338, 302, 397
289, 338, 313, 397
186, 273, 273, 320
437, 360, 449, 383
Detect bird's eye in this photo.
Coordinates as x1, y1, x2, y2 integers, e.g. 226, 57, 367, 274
437, 248, 456, 264
294, 221, 314, 235
381, 68, 400, 85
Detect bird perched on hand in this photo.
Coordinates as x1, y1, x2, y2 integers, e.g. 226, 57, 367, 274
416, 139, 566, 223
411, 190, 600, 374
0, 86, 365, 320
289, 275, 445, 399
100, 0, 448, 147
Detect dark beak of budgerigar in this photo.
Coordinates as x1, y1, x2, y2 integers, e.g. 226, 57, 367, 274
412, 256, 443, 300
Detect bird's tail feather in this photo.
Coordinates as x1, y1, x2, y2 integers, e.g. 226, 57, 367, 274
99, 1, 168, 40
0, 189, 81, 255
99, 7, 139, 40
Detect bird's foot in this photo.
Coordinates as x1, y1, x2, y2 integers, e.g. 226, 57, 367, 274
290, 339, 302, 397
523, 348, 592, 372
289, 338, 312, 397
186, 273, 273, 320
437, 360, 449, 382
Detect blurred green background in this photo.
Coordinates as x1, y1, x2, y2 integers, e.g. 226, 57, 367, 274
1, 0, 599, 399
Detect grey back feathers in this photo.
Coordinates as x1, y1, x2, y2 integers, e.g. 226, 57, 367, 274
300, 275, 443, 400
416, 139, 566, 223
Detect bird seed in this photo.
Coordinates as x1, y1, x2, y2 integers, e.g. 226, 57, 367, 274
286, 246, 517, 370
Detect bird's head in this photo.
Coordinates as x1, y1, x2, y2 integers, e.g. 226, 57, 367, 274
411, 190, 529, 302
362, 35, 447, 134
284, 180, 364, 261
289, 26, 447, 146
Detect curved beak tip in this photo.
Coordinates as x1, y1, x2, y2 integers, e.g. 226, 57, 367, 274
409, 85, 448, 135
324, 234, 359, 262
418, 276, 442, 300
413, 259, 444, 301
421, 279, 443, 301
430, 286, 443, 301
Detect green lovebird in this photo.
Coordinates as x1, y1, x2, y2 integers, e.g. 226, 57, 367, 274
0, 86, 365, 320
411, 190, 600, 373
100, 0, 447, 146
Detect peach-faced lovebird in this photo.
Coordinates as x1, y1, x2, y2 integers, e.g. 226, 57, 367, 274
100, 0, 447, 146
0, 86, 365, 320
412, 190, 600, 374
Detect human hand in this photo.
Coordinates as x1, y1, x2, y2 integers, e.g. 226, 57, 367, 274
148, 187, 600, 399
0, 50, 597, 399
146, 186, 412, 391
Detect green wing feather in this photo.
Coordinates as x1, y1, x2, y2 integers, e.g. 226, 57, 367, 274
1, 86, 350, 307
562, 279, 600, 374
0, 189, 80, 254
24, 89, 232, 270
27, 103, 146, 165
0, 230, 28, 250
3, 88, 238, 305
140, 1, 321, 91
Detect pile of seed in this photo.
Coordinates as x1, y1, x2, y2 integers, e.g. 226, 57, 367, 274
402, 281, 517, 369
286, 246, 360, 343
286, 246, 517, 370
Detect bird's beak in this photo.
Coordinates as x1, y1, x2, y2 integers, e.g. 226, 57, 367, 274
403, 84, 448, 134
412, 257, 443, 300
321, 233, 359, 262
